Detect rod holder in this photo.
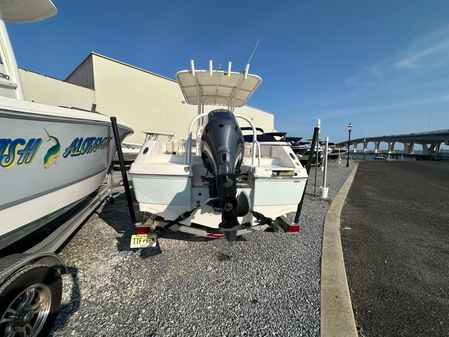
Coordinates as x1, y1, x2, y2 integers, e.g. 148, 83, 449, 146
244, 63, 250, 79
190, 59, 195, 76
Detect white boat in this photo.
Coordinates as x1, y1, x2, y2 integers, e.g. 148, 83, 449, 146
114, 142, 142, 163
287, 138, 324, 165
114, 132, 177, 164
0, 0, 132, 251
130, 61, 308, 241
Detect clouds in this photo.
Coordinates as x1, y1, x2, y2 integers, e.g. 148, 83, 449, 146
394, 25, 449, 70
345, 24, 449, 86
394, 40, 449, 69
283, 23, 449, 141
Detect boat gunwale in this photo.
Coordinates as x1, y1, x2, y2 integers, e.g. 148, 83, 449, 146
0, 108, 133, 132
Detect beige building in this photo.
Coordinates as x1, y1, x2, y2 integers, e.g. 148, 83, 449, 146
19, 52, 274, 143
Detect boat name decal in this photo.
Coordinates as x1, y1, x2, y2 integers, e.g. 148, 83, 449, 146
0, 135, 113, 169
0, 138, 43, 168
43, 130, 61, 169
63, 136, 113, 158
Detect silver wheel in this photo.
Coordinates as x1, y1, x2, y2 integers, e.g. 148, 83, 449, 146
0, 283, 52, 337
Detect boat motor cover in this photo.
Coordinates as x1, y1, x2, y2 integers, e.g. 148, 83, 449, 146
200, 109, 244, 176
200, 110, 247, 231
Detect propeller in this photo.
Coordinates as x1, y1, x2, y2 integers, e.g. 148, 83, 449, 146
218, 192, 250, 242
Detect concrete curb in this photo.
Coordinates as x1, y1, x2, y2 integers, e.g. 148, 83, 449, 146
321, 163, 359, 337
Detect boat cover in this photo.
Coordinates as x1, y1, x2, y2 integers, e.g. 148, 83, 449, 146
176, 70, 262, 107
0, 0, 56, 23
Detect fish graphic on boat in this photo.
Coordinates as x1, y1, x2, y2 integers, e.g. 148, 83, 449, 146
43, 129, 60, 168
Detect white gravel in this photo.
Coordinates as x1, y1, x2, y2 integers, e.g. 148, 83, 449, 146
50, 161, 352, 337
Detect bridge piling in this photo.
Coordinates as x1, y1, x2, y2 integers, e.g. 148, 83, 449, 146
374, 141, 381, 154
388, 141, 395, 154
336, 129, 449, 161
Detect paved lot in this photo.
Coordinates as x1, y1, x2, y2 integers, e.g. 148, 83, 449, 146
341, 161, 449, 337
49, 162, 351, 337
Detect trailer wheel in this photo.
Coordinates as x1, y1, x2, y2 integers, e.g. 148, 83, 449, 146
0, 264, 62, 337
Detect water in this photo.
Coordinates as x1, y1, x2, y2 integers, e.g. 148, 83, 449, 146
338, 150, 449, 161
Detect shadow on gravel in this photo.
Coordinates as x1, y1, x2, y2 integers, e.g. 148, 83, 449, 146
51, 266, 81, 334
97, 192, 230, 259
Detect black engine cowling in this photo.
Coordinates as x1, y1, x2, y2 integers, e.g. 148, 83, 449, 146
200, 109, 249, 238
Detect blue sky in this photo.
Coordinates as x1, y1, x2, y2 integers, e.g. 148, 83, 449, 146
7, 0, 449, 142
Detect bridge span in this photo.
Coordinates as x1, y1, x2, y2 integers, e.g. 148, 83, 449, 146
336, 129, 449, 157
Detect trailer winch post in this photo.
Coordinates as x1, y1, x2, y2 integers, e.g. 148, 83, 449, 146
294, 120, 320, 224
110, 117, 136, 223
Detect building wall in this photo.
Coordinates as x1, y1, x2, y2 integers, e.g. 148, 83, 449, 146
92, 54, 198, 143
91, 54, 274, 143
234, 105, 274, 134
18, 54, 275, 144
65, 56, 95, 89
19, 69, 95, 111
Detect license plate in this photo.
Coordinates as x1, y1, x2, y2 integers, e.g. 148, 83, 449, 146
130, 234, 158, 248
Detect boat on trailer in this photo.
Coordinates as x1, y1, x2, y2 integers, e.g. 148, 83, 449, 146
130, 61, 308, 242
0, 1, 132, 336
0, 1, 132, 251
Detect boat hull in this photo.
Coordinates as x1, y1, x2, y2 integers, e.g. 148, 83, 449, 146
132, 173, 307, 229
0, 107, 132, 249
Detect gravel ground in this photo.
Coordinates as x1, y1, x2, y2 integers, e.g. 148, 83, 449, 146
50, 161, 352, 337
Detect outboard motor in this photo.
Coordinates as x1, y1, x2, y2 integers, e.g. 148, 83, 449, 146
200, 109, 249, 241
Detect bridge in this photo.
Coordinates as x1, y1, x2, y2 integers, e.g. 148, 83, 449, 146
336, 129, 449, 157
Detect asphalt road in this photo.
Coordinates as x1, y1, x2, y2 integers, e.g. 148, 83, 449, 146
341, 161, 449, 337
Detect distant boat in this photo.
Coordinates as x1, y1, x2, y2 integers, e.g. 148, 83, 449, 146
374, 153, 385, 160
286, 137, 323, 166
327, 142, 341, 159
241, 127, 287, 142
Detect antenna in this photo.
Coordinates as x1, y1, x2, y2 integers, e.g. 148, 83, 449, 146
43, 128, 51, 141
246, 38, 261, 65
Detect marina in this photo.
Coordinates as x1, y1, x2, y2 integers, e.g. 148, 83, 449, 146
1, 1, 449, 337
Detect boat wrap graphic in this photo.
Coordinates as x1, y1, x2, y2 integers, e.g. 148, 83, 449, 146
43, 130, 60, 169
0, 115, 122, 211
62, 137, 112, 158
0, 138, 42, 168
0, 134, 113, 169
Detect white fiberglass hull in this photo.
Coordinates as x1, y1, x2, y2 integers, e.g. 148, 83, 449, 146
0, 98, 132, 249
132, 174, 307, 229
130, 142, 308, 236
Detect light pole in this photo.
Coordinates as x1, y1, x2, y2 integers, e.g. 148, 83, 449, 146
346, 123, 352, 167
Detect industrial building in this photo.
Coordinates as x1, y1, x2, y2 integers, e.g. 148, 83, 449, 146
19, 52, 275, 143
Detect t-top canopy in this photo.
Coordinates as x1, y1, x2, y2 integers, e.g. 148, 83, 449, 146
176, 64, 262, 107
0, 0, 56, 23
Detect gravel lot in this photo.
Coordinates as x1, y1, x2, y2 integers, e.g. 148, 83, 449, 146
51, 161, 352, 337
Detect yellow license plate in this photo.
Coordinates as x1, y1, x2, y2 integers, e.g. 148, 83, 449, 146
130, 234, 158, 248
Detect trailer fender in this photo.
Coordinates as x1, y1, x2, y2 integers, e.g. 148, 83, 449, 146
0, 253, 66, 286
